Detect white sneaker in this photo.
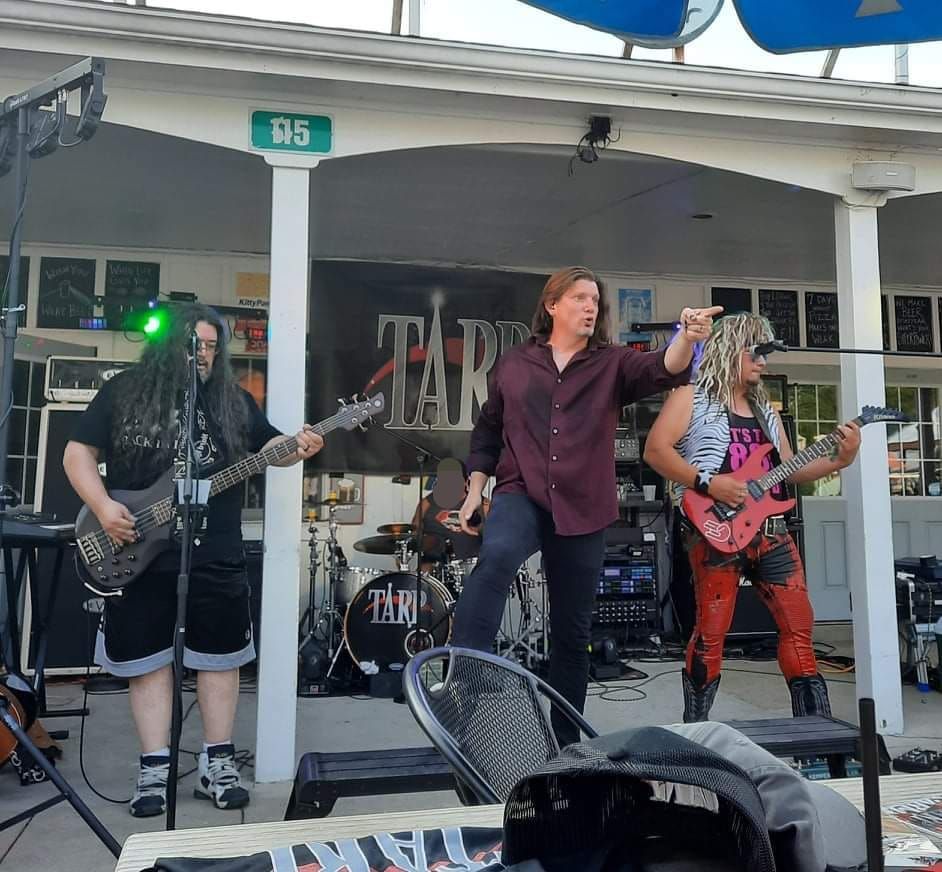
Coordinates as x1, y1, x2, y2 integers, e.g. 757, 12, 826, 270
193, 743, 250, 810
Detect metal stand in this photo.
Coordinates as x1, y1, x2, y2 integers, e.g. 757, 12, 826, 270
166, 334, 211, 830
496, 565, 549, 670
0, 694, 120, 858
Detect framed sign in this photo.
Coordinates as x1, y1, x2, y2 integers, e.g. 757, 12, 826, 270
804, 292, 839, 349
758, 289, 800, 348
894, 295, 933, 353
617, 287, 652, 344
37, 257, 95, 329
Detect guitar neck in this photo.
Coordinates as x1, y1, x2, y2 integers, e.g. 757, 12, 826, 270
208, 415, 337, 498
756, 415, 863, 493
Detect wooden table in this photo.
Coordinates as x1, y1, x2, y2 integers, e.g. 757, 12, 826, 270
115, 773, 942, 872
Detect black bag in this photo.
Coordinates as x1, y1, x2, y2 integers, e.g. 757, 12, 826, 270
500, 726, 778, 872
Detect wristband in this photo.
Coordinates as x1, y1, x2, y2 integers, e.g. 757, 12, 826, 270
694, 471, 712, 496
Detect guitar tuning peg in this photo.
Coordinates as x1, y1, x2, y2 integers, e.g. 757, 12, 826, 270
337, 397, 347, 406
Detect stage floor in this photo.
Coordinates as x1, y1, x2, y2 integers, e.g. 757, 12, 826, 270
2, 628, 941, 871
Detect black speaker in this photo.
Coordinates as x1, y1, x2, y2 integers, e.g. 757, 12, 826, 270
29, 404, 96, 672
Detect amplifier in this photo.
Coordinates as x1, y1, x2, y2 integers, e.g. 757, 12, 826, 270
614, 428, 640, 462
44, 356, 132, 402
593, 542, 659, 633
896, 573, 942, 624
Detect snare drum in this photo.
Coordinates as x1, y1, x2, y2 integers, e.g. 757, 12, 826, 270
332, 565, 382, 605
343, 572, 453, 670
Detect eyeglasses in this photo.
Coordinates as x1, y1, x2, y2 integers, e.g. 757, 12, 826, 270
195, 340, 218, 353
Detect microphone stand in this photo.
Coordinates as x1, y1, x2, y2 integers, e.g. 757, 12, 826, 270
381, 427, 442, 653
166, 334, 211, 830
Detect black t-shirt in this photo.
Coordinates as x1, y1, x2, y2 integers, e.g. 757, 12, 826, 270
719, 411, 784, 499
70, 370, 281, 566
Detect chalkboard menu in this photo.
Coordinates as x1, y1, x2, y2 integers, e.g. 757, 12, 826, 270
104, 260, 160, 328
758, 289, 800, 347
0, 255, 29, 327
894, 295, 933, 353
804, 292, 839, 349
711, 287, 752, 315
37, 257, 95, 329
881, 296, 890, 350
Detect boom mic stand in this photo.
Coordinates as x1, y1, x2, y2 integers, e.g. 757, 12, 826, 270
166, 333, 211, 830
380, 427, 443, 654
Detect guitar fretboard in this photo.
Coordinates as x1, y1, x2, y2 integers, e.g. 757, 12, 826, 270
755, 415, 864, 493
130, 414, 342, 531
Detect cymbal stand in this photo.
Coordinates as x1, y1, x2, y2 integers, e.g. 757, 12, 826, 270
298, 511, 322, 644
320, 504, 347, 677
496, 565, 549, 670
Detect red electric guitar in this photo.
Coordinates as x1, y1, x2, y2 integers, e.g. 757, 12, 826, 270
682, 405, 907, 554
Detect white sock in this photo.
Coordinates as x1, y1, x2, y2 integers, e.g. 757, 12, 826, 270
143, 747, 169, 759
203, 740, 231, 754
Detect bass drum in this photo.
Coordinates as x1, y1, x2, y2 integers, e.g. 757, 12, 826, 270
344, 572, 453, 671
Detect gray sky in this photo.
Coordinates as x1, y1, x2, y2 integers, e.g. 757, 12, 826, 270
103, 0, 942, 87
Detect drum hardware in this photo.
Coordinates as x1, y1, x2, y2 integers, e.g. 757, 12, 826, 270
496, 564, 549, 671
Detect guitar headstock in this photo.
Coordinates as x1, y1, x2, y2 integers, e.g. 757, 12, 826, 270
859, 405, 908, 425
336, 393, 386, 432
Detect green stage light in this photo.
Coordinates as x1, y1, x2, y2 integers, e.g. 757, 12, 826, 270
124, 305, 169, 339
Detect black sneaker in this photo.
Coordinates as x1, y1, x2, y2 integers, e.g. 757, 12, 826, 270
194, 743, 250, 810
130, 754, 169, 818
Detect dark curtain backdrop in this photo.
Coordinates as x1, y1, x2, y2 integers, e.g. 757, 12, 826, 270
307, 261, 547, 474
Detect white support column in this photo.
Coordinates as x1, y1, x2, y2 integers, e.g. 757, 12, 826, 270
834, 196, 904, 735
255, 157, 316, 782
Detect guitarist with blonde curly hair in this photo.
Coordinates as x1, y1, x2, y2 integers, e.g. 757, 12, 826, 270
644, 312, 861, 723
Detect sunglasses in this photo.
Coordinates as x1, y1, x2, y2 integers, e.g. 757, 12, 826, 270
746, 346, 767, 363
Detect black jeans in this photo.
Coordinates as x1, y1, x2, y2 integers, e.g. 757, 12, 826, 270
450, 493, 605, 747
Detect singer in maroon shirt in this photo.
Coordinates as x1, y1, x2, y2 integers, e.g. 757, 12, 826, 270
452, 266, 721, 746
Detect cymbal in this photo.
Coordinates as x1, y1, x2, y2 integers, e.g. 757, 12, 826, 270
353, 533, 442, 556
377, 523, 414, 536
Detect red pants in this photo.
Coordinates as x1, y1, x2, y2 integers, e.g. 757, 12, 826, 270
684, 532, 818, 689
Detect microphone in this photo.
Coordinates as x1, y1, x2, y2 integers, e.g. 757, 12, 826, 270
751, 340, 788, 357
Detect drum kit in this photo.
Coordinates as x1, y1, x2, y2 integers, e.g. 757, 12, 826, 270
299, 498, 549, 690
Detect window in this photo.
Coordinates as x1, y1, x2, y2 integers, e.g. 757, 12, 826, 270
8, 359, 45, 505
787, 383, 840, 497
886, 385, 941, 497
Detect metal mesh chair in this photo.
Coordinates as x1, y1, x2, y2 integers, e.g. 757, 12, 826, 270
403, 646, 599, 804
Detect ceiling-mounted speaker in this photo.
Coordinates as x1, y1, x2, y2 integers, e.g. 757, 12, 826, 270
851, 161, 916, 192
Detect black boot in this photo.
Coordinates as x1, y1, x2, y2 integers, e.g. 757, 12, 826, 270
788, 673, 832, 718
682, 670, 721, 723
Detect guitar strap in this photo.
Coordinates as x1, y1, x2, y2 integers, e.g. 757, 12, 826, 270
746, 396, 777, 447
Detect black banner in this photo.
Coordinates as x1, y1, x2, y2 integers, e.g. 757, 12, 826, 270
308, 261, 547, 474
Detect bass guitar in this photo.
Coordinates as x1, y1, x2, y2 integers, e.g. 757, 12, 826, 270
75, 394, 385, 594
682, 405, 906, 554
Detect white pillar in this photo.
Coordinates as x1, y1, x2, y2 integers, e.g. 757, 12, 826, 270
834, 197, 904, 735
255, 158, 316, 782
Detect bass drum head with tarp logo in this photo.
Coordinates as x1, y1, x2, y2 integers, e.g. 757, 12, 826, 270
344, 572, 453, 671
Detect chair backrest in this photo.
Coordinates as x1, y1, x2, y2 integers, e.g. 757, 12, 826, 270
403, 646, 598, 803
